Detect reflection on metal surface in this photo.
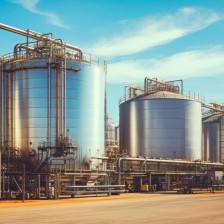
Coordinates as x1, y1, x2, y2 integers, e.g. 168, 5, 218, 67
202, 113, 224, 163
120, 91, 202, 161
1, 58, 106, 164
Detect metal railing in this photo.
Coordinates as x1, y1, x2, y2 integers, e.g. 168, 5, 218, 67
119, 89, 205, 105
1, 50, 107, 72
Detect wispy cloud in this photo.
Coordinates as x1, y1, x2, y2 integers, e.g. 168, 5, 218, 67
108, 46, 224, 83
89, 7, 223, 57
10, 0, 68, 28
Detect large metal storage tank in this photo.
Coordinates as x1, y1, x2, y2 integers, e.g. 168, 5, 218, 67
1, 52, 106, 166
202, 113, 224, 163
120, 91, 202, 161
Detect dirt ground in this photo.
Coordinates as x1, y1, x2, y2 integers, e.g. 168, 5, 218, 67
0, 192, 224, 223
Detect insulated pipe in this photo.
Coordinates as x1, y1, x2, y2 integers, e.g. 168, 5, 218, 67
0, 23, 83, 58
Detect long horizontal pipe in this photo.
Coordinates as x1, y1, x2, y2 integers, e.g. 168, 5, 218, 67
65, 185, 125, 188
118, 157, 224, 167
202, 102, 224, 112
117, 157, 224, 184
0, 23, 83, 57
120, 172, 207, 175
63, 172, 109, 176
90, 156, 109, 160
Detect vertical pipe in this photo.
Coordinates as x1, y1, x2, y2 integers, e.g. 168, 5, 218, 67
0, 150, 1, 199
4, 73, 8, 149
0, 63, 2, 141
63, 45, 66, 137
54, 173, 58, 199
1, 64, 5, 197
56, 61, 61, 143
10, 72, 13, 149
8, 73, 12, 149
149, 172, 151, 191
47, 57, 51, 149
37, 174, 40, 199
22, 164, 25, 202
26, 29, 29, 56
60, 59, 64, 137
5, 72, 10, 167
118, 159, 121, 185
104, 59, 107, 152
45, 175, 49, 198
71, 175, 75, 198
0, 63, 2, 199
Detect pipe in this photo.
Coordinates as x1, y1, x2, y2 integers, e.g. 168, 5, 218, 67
13, 43, 39, 59
118, 157, 224, 167
0, 63, 2, 199
90, 156, 109, 160
63, 45, 67, 137
0, 61, 3, 196
168, 79, 183, 95
203, 103, 224, 112
22, 164, 25, 202
0, 23, 83, 58
47, 56, 52, 149
117, 157, 224, 185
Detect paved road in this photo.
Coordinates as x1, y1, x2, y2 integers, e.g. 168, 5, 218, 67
0, 193, 224, 224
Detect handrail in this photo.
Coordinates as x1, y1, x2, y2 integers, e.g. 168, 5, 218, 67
1, 50, 107, 71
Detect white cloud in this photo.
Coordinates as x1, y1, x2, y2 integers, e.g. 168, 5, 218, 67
89, 7, 223, 57
10, 0, 68, 28
108, 46, 224, 83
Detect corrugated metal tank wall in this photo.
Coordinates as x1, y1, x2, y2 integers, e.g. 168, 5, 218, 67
202, 114, 224, 163
202, 123, 220, 162
3, 58, 105, 163
120, 91, 202, 161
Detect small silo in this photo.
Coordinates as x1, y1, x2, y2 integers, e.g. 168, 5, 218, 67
202, 113, 224, 163
119, 78, 202, 161
106, 115, 119, 147
0, 24, 106, 168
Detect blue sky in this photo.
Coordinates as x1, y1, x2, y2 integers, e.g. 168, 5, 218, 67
1, 0, 224, 122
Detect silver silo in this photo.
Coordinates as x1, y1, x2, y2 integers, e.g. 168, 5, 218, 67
106, 115, 119, 147
202, 113, 224, 163
119, 78, 202, 161
0, 25, 106, 168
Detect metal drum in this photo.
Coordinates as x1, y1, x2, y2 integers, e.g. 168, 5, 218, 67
120, 91, 202, 161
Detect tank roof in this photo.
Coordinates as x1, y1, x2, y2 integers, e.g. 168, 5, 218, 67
203, 112, 224, 123
140, 91, 191, 100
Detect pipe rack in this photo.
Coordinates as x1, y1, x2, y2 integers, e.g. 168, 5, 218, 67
0, 23, 83, 58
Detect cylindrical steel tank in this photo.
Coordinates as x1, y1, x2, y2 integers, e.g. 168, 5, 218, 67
120, 91, 202, 161
106, 115, 119, 146
1, 55, 106, 166
202, 113, 224, 163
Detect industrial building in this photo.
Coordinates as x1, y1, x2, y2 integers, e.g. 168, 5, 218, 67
0, 23, 224, 200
